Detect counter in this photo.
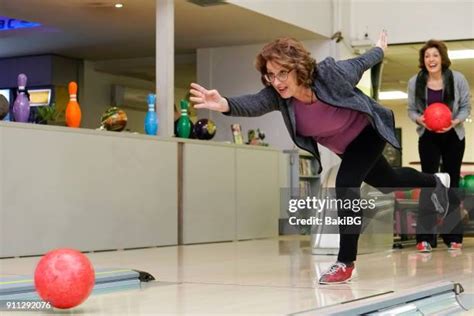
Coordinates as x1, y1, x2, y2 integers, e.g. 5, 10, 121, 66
0, 122, 281, 256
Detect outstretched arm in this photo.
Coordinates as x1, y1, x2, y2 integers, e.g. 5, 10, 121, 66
190, 83, 279, 117
190, 83, 230, 113
336, 30, 387, 87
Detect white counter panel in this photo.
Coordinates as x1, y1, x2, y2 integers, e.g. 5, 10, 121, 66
0, 123, 178, 257
182, 143, 236, 244
235, 148, 279, 239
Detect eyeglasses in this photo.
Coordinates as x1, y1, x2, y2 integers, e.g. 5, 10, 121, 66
264, 69, 292, 83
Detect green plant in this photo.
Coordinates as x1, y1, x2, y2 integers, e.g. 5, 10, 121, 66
37, 105, 61, 123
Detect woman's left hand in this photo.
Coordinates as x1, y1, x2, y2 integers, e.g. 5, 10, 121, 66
375, 30, 388, 53
436, 119, 460, 133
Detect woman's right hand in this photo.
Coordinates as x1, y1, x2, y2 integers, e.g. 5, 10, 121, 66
190, 83, 230, 113
375, 30, 388, 53
416, 115, 432, 130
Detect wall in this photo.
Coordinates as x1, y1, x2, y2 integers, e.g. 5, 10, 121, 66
228, 0, 333, 37
80, 61, 194, 134
231, 1, 473, 76
81, 61, 154, 132
349, 0, 474, 44
0, 55, 80, 88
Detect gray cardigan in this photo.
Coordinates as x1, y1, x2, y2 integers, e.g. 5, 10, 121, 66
407, 70, 471, 140
225, 47, 397, 174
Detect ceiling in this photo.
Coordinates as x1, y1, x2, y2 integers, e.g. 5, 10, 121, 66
0, 0, 472, 96
0, 0, 322, 87
0, 0, 321, 59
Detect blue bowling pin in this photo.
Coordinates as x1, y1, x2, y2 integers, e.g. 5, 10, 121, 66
144, 93, 158, 135
12, 73, 30, 123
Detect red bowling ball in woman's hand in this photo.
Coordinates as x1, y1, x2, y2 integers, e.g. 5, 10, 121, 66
424, 102, 452, 132
34, 248, 95, 309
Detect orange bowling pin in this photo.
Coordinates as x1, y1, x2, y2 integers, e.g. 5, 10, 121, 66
65, 82, 82, 128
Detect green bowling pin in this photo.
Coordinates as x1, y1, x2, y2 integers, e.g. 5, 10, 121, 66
176, 99, 191, 138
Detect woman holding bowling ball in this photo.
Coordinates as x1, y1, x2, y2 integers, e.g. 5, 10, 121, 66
190, 31, 451, 284
407, 40, 471, 253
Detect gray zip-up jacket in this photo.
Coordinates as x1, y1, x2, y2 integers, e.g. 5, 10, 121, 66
224, 47, 397, 174
407, 71, 471, 140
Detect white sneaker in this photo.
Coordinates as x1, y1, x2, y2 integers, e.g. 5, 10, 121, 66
434, 173, 450, 188
431, 173, 450, 218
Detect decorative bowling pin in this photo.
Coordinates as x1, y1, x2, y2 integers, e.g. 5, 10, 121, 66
176, 99, 191, 138
144, 93, 158, 135
65, 82, 82, 128
12, 73, 30, 123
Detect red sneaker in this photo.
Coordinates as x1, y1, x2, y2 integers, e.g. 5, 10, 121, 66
319, 262, 355, 284
448, 242, 462, 251
416, 241, 432, 253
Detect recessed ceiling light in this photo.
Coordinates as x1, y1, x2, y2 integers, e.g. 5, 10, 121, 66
379, 91, 408, 100
115, 3, 124, 8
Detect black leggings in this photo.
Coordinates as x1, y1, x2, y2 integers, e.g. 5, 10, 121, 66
416, 130, 465, 245
336, 125, 436, 263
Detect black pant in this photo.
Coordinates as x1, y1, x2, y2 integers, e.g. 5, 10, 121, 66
336, 125, 436, 263
416, 130, 465, 245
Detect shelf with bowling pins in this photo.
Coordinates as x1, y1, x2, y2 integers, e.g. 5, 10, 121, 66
9, 74, 81, 128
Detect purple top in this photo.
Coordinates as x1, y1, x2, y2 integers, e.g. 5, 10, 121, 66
427, 88, 443, 105
294, 98, 369, 154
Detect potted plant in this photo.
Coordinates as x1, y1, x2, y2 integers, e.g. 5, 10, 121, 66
36, 105, 64, 125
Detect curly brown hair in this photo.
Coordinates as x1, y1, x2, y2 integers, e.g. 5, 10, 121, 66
255, 37, 316, 87
418, 40, 451, 71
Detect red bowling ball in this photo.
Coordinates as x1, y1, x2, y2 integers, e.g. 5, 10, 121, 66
34, 248, 95, 309
424, 102, 452, 132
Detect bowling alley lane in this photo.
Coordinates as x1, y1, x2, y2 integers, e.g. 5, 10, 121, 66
1, 236, 473, 315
